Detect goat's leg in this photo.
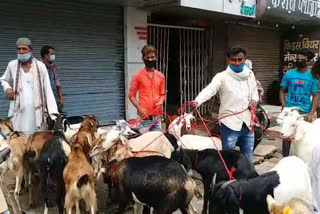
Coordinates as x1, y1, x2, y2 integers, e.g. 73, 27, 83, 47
75, 200, 80, 214
0, 161, 8, 180
44, 203, 49, 214
134, 203, 144, 214
64, 192, 73, 214
40, 171, 49, 214
28, 171, 34, 208
202, 178, 211, 214
14, 171, 23, 212
117, 203, 126, 214
84, 190, 97, 214
56, 181, 65, 214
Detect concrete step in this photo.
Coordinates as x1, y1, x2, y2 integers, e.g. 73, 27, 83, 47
254, 144, 277, 158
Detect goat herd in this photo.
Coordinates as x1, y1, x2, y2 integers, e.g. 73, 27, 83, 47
0, 107, 317, 214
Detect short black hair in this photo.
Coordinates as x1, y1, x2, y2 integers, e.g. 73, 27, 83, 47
296, 49, 315, 61
226, 46, 247, 58
41, 45, 54, 58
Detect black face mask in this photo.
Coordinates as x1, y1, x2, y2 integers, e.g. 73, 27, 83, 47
295, 61, 307, 68
144, 60, 156, 68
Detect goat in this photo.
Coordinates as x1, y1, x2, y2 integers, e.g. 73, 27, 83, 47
63, 140, 97, 214
38, 131, 70, 214
166, 113, 223, 151
280, 109, 319, 171
92, 129, 174, 159
171, 148, 258, 214
99, 156, 201, 214
0, 131, 28, 212
101, 139, 165, 163
267, 195, 315, 214
209, 156, 312, 214
167, 113, 196, 139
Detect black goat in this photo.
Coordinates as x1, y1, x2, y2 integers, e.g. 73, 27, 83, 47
209, 171, 280, 214
38, 131, 70, 214
99, 156, 201, 214
171, 148, 258, 214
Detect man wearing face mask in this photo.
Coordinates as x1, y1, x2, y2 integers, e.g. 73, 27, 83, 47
41, 46, 64, 112
190, 47, 259, 162
129, 45, 165, 133
280, 49, 319, 157
0, 38, 58, 135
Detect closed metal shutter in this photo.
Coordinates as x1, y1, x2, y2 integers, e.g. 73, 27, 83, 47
228, 24, 281, 103
0, 0, 124, 123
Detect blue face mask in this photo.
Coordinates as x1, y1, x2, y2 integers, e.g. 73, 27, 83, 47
17, 52, 32, 62
230, 63, 245, 73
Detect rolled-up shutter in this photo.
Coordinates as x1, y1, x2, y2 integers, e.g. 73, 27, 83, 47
228, 24, 281, 103
0, 0, 124, 123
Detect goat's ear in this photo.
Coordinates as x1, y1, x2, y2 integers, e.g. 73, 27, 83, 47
266, 195, 276, 213
119, 135, 128, 145
283, 206, 291, 214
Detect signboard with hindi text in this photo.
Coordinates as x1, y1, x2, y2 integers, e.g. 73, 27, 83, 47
258, 0, 320, 24
282, 37, 320, 73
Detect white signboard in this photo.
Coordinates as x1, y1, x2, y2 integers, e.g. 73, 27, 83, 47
224, 0, 256, 17
180, 0, 256, 18
180, 0, 223, 12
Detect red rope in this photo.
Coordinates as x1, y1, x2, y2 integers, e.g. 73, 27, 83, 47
194, 107, 235, 180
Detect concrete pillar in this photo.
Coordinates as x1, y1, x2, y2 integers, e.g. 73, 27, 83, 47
124, 7, 148, 120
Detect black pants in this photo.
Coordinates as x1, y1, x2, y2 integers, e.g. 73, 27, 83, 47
282, 140, 291, 157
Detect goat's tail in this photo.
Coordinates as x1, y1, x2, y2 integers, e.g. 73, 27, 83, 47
77, 174, 89, 188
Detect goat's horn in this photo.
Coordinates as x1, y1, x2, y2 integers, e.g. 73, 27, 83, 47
212, 173, 217, 186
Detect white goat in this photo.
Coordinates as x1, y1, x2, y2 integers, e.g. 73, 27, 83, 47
94, 130, 173, 158
280, 109, 319, 171
168, 113, 196, 139
269, 156, 312, 205
168, 113, 222, 150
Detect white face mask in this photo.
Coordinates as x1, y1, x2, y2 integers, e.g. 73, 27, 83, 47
49, 54, 55, 62
17, 52, 32, 62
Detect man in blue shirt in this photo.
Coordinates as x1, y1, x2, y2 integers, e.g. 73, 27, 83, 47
280, 49, 319, 156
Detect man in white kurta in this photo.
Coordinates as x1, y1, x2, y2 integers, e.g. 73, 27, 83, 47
1, 38, 58, 136
192, 47, 259, 161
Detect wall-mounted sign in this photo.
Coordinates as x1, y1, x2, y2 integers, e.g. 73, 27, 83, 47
180, 0, 256, 18
282, 37, 320, 72
258, 0, 320, 24
224, 0, 257, 17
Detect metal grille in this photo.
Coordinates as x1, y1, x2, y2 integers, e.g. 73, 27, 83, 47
148, 24, 211, 116
148, 24, 170, 114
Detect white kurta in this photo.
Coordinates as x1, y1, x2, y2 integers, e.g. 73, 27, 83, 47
12, 71, 36, 135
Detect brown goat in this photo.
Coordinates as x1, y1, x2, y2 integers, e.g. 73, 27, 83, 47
1, 131, 28, 212
63, 141, 97, 214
